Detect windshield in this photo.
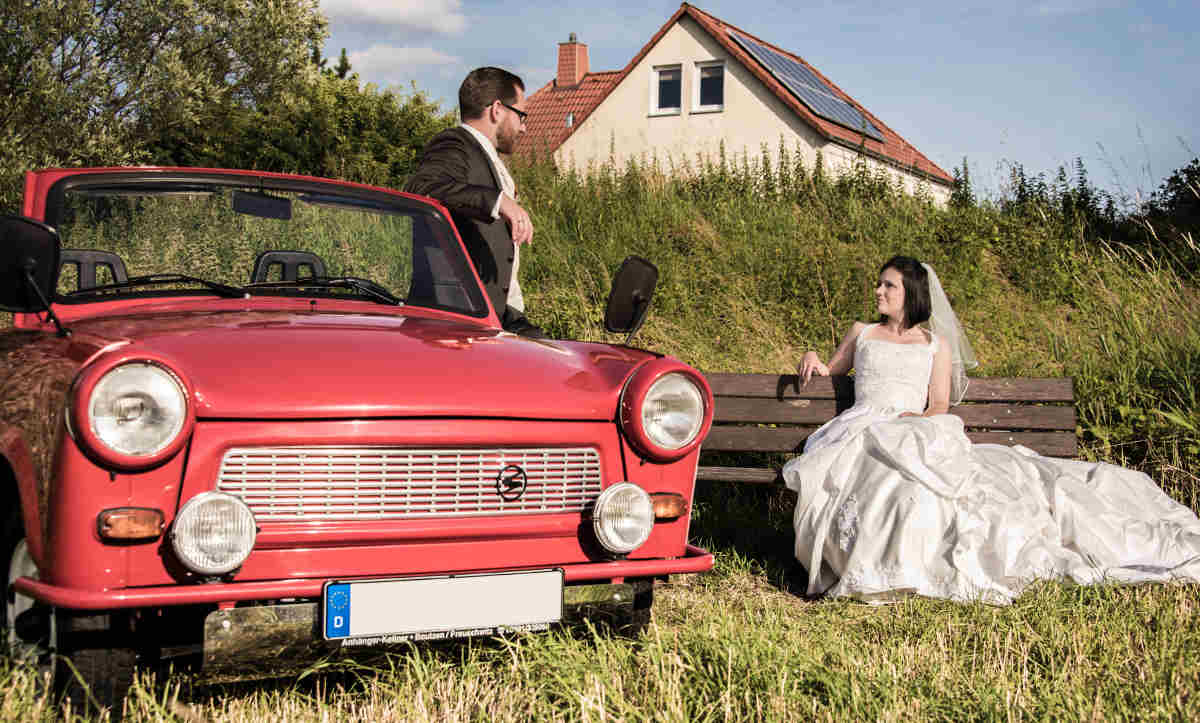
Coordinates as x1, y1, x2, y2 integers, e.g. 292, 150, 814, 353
44, 174, 488, 317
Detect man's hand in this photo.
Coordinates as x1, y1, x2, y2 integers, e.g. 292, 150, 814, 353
498, 194, 534, 245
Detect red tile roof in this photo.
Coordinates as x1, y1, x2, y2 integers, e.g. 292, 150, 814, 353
516, 3, 952, 186
513, 71, 621, 157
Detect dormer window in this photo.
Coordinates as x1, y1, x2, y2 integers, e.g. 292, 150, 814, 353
650, 65, 681, 115
694, 60, 724, 112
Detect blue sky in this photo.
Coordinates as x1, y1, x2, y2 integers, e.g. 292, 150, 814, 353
318, 0, 1197, 204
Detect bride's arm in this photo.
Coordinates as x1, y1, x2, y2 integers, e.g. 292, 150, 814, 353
921, 340, 952, 416
799, 322, 863, 384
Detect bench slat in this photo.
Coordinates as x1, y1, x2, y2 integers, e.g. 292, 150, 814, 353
698, 433, 1077, 484
968, 431, 1076, 456
695, 466, 781, 485
702, 427, 1076, 457
702, 426, 815, 452
956, 404, 1075, 431
703, 374, 1074, 403
712, 399, 1076, 430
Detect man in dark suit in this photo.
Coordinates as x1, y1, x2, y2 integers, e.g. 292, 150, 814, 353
404, 67, 545, 338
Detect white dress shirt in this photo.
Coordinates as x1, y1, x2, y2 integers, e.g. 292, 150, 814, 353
459, 123, 523, 312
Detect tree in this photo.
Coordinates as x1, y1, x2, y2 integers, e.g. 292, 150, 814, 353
1142, 158, 1200, 274
950, 157, 974, 208
334, 49, 352, 80
1146, 158, 1200, 227
150, 67, 456, 189
0, 0, 328, 212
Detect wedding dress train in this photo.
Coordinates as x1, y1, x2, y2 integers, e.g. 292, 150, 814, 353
782, 324, 1200, 604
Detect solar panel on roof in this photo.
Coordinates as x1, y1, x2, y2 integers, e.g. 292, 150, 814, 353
729, 31, 884, 143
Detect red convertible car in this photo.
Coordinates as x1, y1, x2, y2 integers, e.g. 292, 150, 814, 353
0, 168, 714, 703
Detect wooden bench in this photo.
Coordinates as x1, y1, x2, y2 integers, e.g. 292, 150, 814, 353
697, 374, 1076, 485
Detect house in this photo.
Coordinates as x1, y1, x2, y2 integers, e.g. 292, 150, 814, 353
514, 3, 953, 203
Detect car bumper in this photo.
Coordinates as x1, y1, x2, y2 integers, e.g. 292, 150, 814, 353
11, 545, 713, 610
201, 579, 648, 678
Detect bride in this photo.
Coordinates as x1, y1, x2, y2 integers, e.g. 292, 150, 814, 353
783, 255, 1200, 604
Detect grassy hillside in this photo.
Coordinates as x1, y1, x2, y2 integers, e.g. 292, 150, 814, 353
2, 157, 1198, 721
511, 155, 1198, 500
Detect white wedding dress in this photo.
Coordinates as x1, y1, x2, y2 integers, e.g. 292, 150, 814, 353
782, 323, 1200, 604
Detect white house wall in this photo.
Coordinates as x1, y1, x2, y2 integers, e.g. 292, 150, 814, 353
555, 16, 950, 204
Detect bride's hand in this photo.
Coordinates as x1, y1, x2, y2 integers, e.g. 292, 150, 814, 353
798, 351, 830, 385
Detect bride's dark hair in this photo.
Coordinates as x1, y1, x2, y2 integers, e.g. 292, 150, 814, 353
879, 255, 931, 329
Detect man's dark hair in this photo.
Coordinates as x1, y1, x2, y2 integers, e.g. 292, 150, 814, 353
879, 255, 931, 329
459, 67, 525, 120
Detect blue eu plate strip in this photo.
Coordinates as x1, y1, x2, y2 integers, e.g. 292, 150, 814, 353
325, 583, 351, 638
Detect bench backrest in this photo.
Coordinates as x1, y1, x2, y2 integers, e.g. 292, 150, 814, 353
698, 373, 1075, 484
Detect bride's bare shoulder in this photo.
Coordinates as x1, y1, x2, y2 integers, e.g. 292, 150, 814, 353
839, 321, 869, 345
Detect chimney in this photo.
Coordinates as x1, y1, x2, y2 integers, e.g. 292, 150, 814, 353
556, 32, 588, 88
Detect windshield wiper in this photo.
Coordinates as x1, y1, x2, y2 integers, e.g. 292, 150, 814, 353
245, 276, 403, 306
65, 274, 246, 298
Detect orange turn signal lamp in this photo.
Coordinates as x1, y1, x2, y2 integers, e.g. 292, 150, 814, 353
97, 507, 165, 542
650, 493, 688, 521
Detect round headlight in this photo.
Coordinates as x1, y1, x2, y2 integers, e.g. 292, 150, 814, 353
592, 482, 654, 555
171, 492, 257, 576
89, 362, 187, 456
642, 372, 705, 450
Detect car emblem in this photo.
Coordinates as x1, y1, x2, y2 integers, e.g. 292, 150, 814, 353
496, 464, 528, 502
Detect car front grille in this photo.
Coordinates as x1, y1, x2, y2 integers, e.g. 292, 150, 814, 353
216, 446, 603, 521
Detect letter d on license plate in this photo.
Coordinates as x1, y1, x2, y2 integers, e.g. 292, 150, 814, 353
323, 569, 563, 641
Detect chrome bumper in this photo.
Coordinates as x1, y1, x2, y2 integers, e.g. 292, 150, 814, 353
202, 581, 648, 677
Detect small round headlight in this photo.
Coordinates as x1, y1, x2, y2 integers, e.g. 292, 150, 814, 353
171, 492, 257, 576
89, 362, 187, 456
642, 372, 705, 450
592, 482, 654, 555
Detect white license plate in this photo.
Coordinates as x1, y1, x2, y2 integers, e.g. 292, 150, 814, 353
322, 569, 563, 642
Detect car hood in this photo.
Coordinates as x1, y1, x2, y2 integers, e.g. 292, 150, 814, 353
67, 311, 654, 420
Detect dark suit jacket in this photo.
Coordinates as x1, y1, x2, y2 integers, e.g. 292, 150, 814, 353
404, 127, 517, 324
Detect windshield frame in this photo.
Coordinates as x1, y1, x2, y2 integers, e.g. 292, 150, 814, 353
41, 169, 490, 319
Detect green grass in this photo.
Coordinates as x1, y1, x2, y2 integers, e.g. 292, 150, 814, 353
5, 562, 1200, 720
2, 155, 1199, 720
512, 153, 1199, 496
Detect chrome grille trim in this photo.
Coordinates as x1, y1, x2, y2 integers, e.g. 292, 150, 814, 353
216, 446, 603, 521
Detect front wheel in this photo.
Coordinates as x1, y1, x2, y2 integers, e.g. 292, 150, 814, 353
4, 526, 135, 713
622, 578, 654, 636
4, 513, 51, 665
54, 624, 138, 714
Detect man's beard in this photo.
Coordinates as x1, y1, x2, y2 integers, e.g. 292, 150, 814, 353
495, 125, 516, 154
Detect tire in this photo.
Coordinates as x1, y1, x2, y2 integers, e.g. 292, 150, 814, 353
3, 506, 49, 665
621, 578, 655, 637
4, 508, 135, 714
55, 643, 137, 715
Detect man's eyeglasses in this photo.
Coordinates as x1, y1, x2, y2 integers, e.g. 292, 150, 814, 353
500, 102, 528, 124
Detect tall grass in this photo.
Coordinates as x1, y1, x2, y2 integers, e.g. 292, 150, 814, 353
51, 190, 417, 292
2, 154, 1198, 720
6, 559, 1200, 721
512, 152, 1199, 495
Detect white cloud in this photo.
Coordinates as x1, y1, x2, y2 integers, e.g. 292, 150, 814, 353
1026, 0, 1112, 17
320, 0, 467, 34
349, 45, 461, 80
514, 65, 557, 88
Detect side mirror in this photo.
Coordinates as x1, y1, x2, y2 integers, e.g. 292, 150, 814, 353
604, 255, 658, 343
0, 215, 61, 312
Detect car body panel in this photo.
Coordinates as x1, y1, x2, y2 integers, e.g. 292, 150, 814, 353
47, 311, 651, 420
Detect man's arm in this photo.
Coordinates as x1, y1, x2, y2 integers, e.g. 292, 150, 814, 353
404, 132, 501, 222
